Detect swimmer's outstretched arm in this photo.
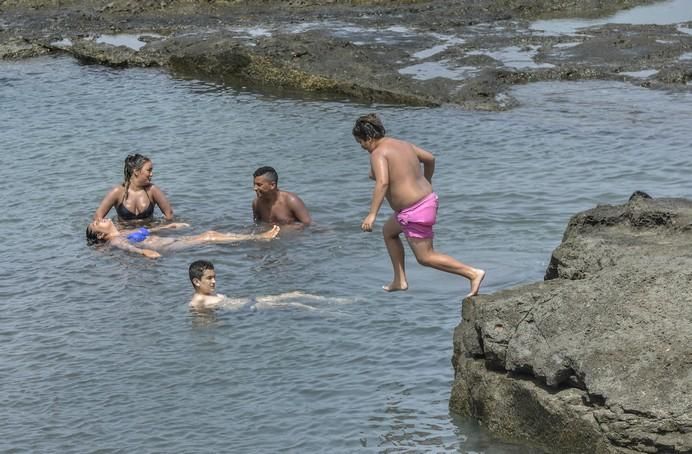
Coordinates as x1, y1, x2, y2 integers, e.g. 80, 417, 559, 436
149, 222, 190, 233
110, 237, 161, 259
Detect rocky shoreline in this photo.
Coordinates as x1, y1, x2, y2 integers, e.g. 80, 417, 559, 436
1, 0, 691, 110
3, 2, 691, 452
452, 193, 692, 453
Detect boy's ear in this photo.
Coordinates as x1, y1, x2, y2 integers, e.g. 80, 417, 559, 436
192, 278, 200, 288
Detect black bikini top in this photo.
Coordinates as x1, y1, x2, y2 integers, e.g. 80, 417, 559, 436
116, 190, 155, 220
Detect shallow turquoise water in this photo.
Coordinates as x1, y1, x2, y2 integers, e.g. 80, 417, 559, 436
1, 55, 690, 453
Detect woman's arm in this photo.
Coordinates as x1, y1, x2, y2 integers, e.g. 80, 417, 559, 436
149, 223, 190, 233
94, 186, 123, 220
150, 185, 174, 221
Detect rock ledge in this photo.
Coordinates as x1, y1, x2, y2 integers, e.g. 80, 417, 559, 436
451, 193, 692, 453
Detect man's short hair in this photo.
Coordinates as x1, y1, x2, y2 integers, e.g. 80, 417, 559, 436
189, 260, 214, 285
353, 113, 386, 141
253, 166, 278, 184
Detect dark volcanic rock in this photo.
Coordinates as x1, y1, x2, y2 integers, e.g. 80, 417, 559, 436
451, 194, 692, 453
1, 0, 691, 110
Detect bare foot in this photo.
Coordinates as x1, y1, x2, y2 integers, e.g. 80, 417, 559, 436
259, 225, 280, 240
383, 281, 408, 292
466, 269, 486, 297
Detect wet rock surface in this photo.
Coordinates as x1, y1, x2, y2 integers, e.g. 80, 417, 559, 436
1, 0, 691, 110
452, 193, 692, 453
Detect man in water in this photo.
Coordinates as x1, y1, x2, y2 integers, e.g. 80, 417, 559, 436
188, 260, 317, 312
252, 166, 312, 226
353, 113, 485, 297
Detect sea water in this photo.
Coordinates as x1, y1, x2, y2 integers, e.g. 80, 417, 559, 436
1, 55, 690, 453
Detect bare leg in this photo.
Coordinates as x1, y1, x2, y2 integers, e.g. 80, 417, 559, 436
181, 225, 280, 246
382, 215, 408, 292
407, 237, 485, 297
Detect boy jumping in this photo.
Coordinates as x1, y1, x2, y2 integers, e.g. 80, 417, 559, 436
353, 113, 485, 297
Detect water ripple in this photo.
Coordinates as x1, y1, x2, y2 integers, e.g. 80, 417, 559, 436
1, 56, 690, 453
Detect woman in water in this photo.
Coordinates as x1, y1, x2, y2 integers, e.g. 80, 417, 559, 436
86, 218, 280, 259
94, 154, 174, 222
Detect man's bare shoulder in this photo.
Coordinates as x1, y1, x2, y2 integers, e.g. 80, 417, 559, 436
279, 189, 298, 200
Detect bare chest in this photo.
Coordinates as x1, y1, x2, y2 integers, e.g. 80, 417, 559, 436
255, 199, 295, 224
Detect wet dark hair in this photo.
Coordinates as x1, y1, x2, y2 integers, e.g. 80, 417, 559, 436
352, 113, 386, 141
85, 225, 106, 246
189, 260, 215, 286
253, 166, 278, 184
122, 154, 151, 202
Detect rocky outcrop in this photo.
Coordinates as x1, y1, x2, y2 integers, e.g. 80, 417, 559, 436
1, 0, 691, 110
451, 193, 692, 453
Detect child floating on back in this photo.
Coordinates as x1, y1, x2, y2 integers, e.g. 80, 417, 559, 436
86, 218, 279, 259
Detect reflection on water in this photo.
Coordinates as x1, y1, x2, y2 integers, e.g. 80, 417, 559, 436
468, 46, 555, 69
412, 34, 466, 59
50, 33, 164, 51
1, 55, 690, 453
95, 33, 162, 50
532, 0, 692, 34
400, 44, 556, 82
620, 69, 659, 78
398, 60, 480, 80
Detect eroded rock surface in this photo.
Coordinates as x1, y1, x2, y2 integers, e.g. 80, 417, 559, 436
1, 0, 691, 110
451, 193, 692, 453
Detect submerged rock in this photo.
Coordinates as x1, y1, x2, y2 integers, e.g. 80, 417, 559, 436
451, 193, 692, 453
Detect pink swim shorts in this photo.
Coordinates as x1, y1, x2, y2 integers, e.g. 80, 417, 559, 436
396, 192, 439, 239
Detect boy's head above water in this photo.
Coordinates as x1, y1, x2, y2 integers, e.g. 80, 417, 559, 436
352, 113, 386, 142
189, 260, 216, 295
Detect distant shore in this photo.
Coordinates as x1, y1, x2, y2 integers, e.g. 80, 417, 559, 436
2, 0, 690, 110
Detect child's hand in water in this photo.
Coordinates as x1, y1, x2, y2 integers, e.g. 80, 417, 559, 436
142, 250, 161, 259
168, 223, 190, 229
